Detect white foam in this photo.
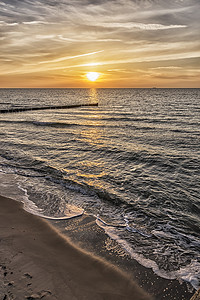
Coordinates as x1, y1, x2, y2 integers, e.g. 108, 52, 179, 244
0, 172, 27, 202
96, 218, 200, 290
175, 261, 200, 290
23, 204, 84, 220
17, 180, 84, 220
95, 216, 126, 228
0, 171, 84, 220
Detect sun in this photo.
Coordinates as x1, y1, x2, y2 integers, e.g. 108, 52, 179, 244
86, 72, 100, 82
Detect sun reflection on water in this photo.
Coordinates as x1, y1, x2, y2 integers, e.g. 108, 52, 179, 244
88, 88, 99, 105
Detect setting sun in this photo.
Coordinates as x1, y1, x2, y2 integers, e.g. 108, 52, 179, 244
86, 72, 100, 82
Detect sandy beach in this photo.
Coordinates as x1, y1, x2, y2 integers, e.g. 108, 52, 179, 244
51, 212, 196, 300
0, 195, 153, 300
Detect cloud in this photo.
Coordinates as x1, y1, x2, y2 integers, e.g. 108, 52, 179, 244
99, 22, 187, 31
0, 0, 199, 87
57, 34, 122, 43
22, 21, 49, 25
31, 50, 104, 65
0, 21, 18, 26
150, 66, 182, 70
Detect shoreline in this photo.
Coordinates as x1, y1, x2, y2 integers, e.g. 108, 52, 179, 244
0, 194, 196, 299
51, 213, 196, 300
0, 195, 152, 300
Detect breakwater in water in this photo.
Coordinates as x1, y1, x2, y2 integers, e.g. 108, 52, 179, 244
0, 102, 98, 114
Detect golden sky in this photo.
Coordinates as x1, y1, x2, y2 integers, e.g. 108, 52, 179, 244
0, 0, 200, 88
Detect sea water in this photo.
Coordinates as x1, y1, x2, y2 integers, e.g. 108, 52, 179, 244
0, 88, 199, 290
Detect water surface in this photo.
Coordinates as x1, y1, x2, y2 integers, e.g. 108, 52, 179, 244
0, 88, 199, 290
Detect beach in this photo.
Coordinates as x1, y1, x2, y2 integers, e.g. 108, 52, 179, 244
1, 195, 197, 300
0, 0, 199, 296
51, 211, 196, 300
0, 195, 152, 300
0, 88, 199, 299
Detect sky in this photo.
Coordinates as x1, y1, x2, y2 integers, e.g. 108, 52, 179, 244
0, 0, 200, 88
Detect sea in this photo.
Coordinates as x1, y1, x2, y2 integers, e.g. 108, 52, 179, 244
0, 88, 199, 291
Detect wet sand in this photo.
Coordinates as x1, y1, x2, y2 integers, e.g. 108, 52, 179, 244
0, 195, 152, 300
52, 214, 195, 300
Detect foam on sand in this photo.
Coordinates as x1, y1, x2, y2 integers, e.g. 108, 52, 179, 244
0, 195, 152, 300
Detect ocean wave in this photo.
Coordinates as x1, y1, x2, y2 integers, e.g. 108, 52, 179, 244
0, 88, 199, 292
0, 119, 77, 127
96, 218, 200, 290
1, 117, 199, 136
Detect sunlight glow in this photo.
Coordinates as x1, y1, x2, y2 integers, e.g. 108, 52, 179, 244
86, 72, 100, 82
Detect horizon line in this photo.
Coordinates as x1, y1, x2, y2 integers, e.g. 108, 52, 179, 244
0, 87, 199, 89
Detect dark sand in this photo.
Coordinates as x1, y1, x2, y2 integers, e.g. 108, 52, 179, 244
190, 289, 200, 300
0, 195, 152, 300
51, 214, 196, 300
